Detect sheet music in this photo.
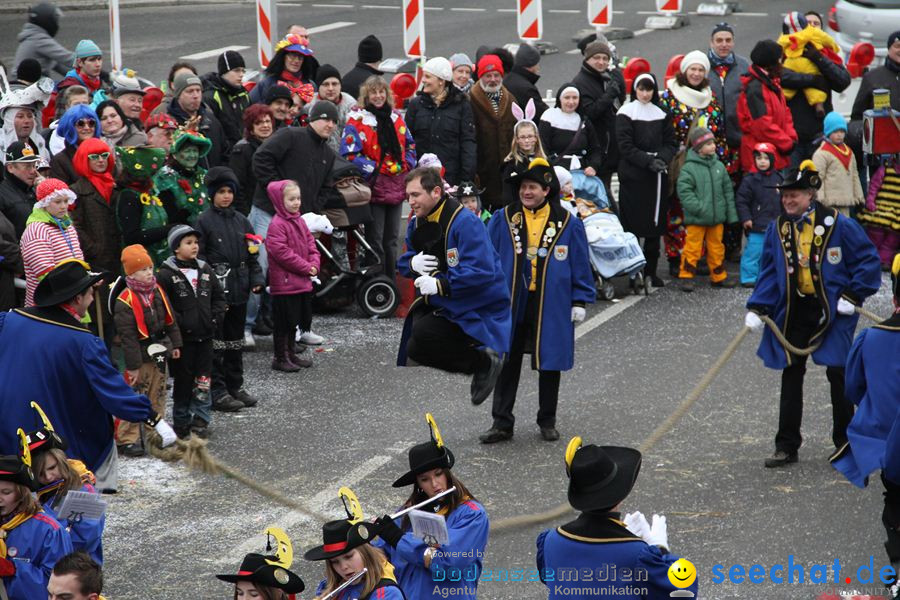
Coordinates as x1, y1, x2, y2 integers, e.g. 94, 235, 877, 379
408, 509, 449, 546
56, 490, 107, 522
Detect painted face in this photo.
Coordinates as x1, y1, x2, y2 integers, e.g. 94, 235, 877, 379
235, 581, 263, 598
586, 52, 610, 72
46, 194, 70, 219
214, 185, 234, 208
176, 234, 200, 260
560, 90, 579, 113
685, 64, 707, 87
453, 65, 472, 89
406, 178, 441, 219
75, 118, 96, 142
367, 86, 387, 108
80, 55, 103, 77
14, 109, 35, 139
131, 265, 154, 284
38, 452, 62, 485
284, 52, 303, 73
99, 106, 124, 135
116, 92, 144, 119
175, 144, 200, 169
329, 548, 365, 581
283, 186, 302, 214
0, 481, 20, 516
781, 188, 814, 217
415, 468, 449, 498
147, 127, 174, 150
711, 31, 734, 58
519, 179, 548, 209
319, 77, 341, 102
516, 124, 538, 154
222, 67, 246, 88
635, 86, 654, 104
253, 116, 274, 139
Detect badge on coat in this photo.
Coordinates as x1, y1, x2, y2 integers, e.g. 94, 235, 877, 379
554, 245, 568, 261
447, 248, 459, 267
826, 247, 842, 265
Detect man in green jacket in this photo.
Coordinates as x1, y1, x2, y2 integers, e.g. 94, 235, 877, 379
677, 127, 739, 291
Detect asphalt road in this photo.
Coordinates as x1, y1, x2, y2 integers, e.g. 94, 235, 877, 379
5, 1, 896, 599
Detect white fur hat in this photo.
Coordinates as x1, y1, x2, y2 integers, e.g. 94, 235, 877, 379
423, 57, 453, 82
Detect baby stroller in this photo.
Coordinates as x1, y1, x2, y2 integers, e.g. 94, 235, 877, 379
566, 171, 647, 301
311, 158, 400, 318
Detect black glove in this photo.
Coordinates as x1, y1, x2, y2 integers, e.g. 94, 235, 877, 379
802, 44, 822, 62
374, 515, 404, 548
649, 158, 668, 173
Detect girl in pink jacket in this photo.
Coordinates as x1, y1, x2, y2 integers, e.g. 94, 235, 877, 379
264, 180, 321, 372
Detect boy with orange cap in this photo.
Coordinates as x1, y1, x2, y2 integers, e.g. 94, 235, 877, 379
111, 244, 182, 457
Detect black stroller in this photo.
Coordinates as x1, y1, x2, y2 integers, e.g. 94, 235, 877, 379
311, 158, 400, 318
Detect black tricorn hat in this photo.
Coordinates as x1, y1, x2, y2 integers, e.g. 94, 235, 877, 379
393, 413, 455, 488
566, 437, 641, 513
776, 160, 821, 192
32, 259, 111, 308
24, 402, 68, 456
506, 157, 557, 189
0, 454, 37, 490
303, 519, 374, 561
216, 553, 305, 593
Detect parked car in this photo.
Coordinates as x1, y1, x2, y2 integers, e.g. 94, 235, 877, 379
826, 0, 900, 58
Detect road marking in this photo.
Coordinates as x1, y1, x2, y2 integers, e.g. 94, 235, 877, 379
280, 2, 304, 5
497, 8, 516, 12
180, 45, 250, 61
549, 9, 580, 13
312, 2, 353, 6
424, 6, 445, 9
362, 3, 399, 8
574, 293, 649, 341
451, 7, 486, 11
223, 442, 412, 565
566, 48, 581, 54
633, 28, 653, 36
307, 21, 356, 34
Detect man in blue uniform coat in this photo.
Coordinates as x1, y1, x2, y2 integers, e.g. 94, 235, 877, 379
0, 260, 177, 491
831, 255, 900, 598
744, 161, 882, 468
397, 167, 511, 405
481, 158, 595, 444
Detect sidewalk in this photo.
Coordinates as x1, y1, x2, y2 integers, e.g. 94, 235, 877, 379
1, 0, 251, 13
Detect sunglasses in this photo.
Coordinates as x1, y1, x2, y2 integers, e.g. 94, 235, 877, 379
87, 152, 110, 160
76, 119, 96, 128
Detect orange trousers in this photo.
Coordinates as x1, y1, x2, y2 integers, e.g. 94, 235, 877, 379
679, 224, 727, 282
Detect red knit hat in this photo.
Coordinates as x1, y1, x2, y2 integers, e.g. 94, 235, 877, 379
35, 178, 77, 209
477, 54, 504, 78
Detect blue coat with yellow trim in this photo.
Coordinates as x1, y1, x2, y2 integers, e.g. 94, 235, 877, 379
2, 511, 73, 600
831, 314, 900, 486
746, 203, 882, 369
374, 499, 489, 600
536, 514, 696, 600
397, 198, 511, 364
42, 481, 106, 565
488, 200, 595, 371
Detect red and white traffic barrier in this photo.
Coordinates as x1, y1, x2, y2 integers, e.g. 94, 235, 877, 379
656, 0, 681, 13
587, 0, 612, 27
517, 0, 542, 41
403, 0, 426, 58
108, 0, 122, 71
256, 0, 278, 68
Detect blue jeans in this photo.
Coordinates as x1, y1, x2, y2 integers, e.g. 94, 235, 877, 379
740, 232, 765, 284
246, 206, 273, 330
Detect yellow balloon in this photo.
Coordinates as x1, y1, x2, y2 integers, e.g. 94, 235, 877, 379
667, 558, 697, 589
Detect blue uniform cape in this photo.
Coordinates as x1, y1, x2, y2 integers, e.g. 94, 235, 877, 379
831, 314, 900, 487
747, 204, 882, 369
488, 200, 596, 371
0, 308, 154, 474
397, 198, 511, 364
536, 514, 696, 600
374, 499, 488, 600
1, 511, 73, 600
42, 482, 106, 565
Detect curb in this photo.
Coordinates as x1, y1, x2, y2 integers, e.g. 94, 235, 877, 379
0, 0, 252, 14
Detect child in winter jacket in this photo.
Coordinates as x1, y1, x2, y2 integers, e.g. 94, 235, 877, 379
157, 225, 226, 439
778, 12, 843, 118
677, 127, 738, 291
197, 166, 265, 412
812, 112, 864, 216
265, 180, 320, 372
736, 143, 784, 287
112, 244, 183, 456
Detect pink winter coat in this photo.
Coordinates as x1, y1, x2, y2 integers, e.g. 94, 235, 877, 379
264, 180, 320, 295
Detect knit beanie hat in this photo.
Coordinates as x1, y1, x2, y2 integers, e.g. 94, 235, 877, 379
423, 57, 453, 82
307, 100, 339, 123
449, 53, 474, 70
218, 50, 246, 75
265, 84, 293, 105
357, 34, 383, 63
120, 244, 153, 276
782, 11, 807, 34
554, 166, 573, 190
750, 40, 783, 69
584, 41, 612, 61
35, 178, 76, 209
314, 64, 342, 88
823, 111, 847, 138
205, 165, 240, 197
711, 22, 734, 37
14, 58, 42, 84
172, 72, 202, 100
689, 126, 715, 151
680, 50, 711, 74
515, 43, 541, 68
74, 39, 101, 61
889, 31, 900, 50
168, 224, 201, 252
477, 54, 504, 78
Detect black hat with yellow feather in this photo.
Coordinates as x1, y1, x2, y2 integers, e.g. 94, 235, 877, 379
392, 413, 455, 488
0, 429, 39, 490
23, 401, 68, 456
304, 487, 375, 561
565, 436, 642, 512
776, 159, 822, 192
217, 527, 305, 593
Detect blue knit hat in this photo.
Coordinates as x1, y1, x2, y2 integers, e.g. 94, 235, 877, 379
74, 39, 102, 60
823, 111, 847, 138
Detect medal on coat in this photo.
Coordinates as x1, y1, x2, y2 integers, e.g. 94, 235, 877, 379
526, 246, 538, 260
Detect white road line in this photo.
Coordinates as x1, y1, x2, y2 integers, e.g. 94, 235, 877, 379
312, 2, 353, 6
451, 7, 486, 11
575, 293, 648, 341
549, 9, 580, 13
633, 28, 653, 36
180, 45, 250, 61
424, 6, 444, 9
223, 442, 412, 565
362, 4, 399, 8
280, 2, 304, 5
307, 21, 356, 34
566, 48, 581, 54
497, 8, 516, 12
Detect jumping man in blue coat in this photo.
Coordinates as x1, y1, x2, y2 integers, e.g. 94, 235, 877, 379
481, 158, 595, 444
744, 161, 882, 468
831, 255, 900, 597
397, 167, 511, 405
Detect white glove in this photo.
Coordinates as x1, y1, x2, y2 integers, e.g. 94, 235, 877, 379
154, 420, 177, 447
571, 306, 586, 323
411, 252, 439, 275
414, 275, 439, 296
311, 276, 321, 285
644, 514, 669, 550
623, 511, 650, 539
837, 298, 856, 316
744, 311, 763, 332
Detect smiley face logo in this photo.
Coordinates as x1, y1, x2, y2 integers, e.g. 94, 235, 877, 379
668, 558, 696, 589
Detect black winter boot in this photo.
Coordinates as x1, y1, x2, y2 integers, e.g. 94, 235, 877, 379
271, 335, 301, 372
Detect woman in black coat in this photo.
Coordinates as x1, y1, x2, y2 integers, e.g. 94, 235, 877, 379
615, 73, 678, 286
228, 104, 275, 216
538, 83, 602, 175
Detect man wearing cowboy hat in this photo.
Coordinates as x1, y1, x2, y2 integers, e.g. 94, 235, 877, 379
0, 260, 178, 491
537, 437, 697, 598
481, 158, 594, 444
745, 160, 881, 468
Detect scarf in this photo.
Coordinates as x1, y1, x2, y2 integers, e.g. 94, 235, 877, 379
1, 510, 33, 558
707, 49, 735, 68
367, 102, 403, 165
485, 88, 502, 114
126, 274, 158, 303
74, 68, 101, 92
666, 78, 713, 109
26, 206, 73, 229
281, 69, 306, 86
74, 138, 116, 203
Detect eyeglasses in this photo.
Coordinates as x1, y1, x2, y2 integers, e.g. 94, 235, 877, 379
87, 152, 110, 160
75, 120, 96, 128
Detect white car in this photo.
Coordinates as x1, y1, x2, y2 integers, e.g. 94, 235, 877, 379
826, 0, 900, 59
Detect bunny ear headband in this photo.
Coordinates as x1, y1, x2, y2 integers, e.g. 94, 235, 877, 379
512, 98, 537, 132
